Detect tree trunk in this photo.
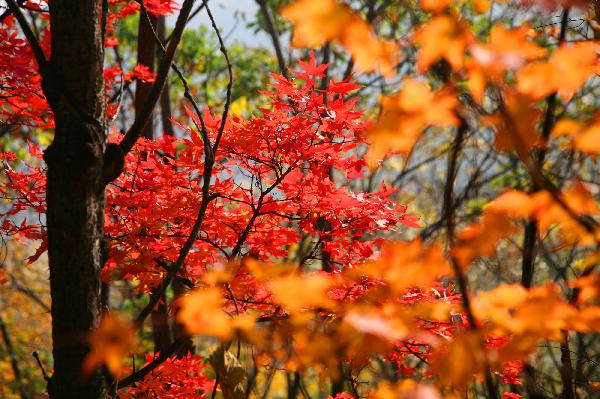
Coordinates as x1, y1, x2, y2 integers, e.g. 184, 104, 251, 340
157, 15, 175, 137
135, 10, 157, 140
42, 1, 108, 398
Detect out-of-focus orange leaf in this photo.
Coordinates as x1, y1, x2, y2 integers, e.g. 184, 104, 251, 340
487, 190, 534, 219
467, 24, 545, 100
572, 273, 600, 304
372, 380, 442, 399
343, 310, 407, 342
431, 331, 487, 389
269, 273, 333, 313
0, 268, 8, 284
282, 0, 399, 76
484, 90, 542, 157
177, 287, 249, 340
414, 15, 473, 72
453, 208, 517, 268
531, 183, 600, 245
550, 117, 600, 154
421, 0, 453, 12
471, 24, 546, 71
517, 42, 599, 99
507, 284, 576, 338
571, 306, 600, 333
352, 239, 452, 293
83, 313, 136, 377
367, 79, 459, 165
472, 284, 529, 327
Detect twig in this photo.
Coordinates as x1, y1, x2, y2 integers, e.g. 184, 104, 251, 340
117, 337, 188, 388
444, 119, 499, 399
256, 0, 289, 79
32, 351, 50, 382
203, 0, 233, 152
0, 316, 28, 399
521, 7, 570, 289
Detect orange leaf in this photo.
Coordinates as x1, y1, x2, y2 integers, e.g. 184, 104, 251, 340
367, 79, 459, 165
355, 239, 452, 292
517, 42, 600, 99
177, 287, 235, 339
269, 273, 333, 313
487, 190, 534, 219
282, 0, 399, 76
414, 15, 472, 72
483, 90, 542, 156
83, 313, 136, 377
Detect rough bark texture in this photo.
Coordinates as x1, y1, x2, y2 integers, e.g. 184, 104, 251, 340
42, 1, 108, 398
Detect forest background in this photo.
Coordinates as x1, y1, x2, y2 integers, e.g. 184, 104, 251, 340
1, 0, 600, 398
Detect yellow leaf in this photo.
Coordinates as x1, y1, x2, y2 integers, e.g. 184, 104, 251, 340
83, 313, 136, 377
230, 96, 248, 116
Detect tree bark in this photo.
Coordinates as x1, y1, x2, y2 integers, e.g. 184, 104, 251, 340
157, 15, 175, 137
42, 1, 108, 398
135, 10, 157, 140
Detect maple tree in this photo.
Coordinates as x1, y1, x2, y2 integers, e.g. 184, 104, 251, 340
1, 0, 600, 398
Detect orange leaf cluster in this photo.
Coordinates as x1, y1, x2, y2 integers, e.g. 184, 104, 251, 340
517, 42, 600, 100
282, 0, 399, 76
367, 79, 459, 165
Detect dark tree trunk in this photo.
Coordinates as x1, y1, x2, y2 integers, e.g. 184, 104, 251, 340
41, 1, 108, 398
134, 11, 175, 354
135, 10, 157, 140
172, 277, 196, 357
157, 15, 175, 137
150, 290, 173, 353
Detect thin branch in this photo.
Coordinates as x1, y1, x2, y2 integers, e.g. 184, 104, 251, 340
0, 316, 28, 399
256, 0, 289, 79
204, 0, 233, 152
117, 337, 189, 388
444, 119, 499, 399
521, 7, 570, 289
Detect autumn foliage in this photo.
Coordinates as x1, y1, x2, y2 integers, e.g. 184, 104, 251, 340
1, 0, 600, 398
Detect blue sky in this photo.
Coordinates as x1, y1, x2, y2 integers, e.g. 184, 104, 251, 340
171, 0, 274, 48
